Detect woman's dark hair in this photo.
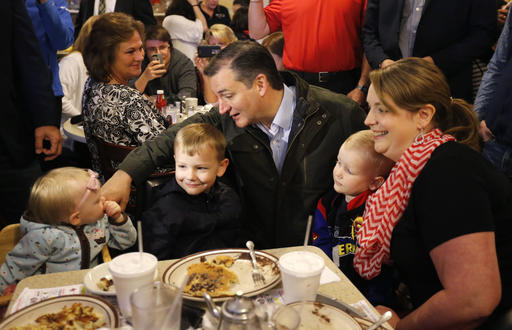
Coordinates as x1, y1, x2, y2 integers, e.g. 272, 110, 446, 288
145, 25, 173, 51
83, 12, 144, 83
370, 57, 481, 151
233, 0, 250, 7
204, 40, 283, 90
231, 7, 249, 35
165, 0, 195, 21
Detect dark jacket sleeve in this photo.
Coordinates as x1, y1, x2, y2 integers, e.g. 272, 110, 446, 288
362, 0, 392, 69
428, 0, 496, 74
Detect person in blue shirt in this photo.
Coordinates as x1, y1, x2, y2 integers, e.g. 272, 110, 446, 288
25, 0, 74, 101
474, 5, 512, 180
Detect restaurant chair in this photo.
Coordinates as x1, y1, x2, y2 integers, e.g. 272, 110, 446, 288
0, 224, 21, 307
92, 137, 174, 220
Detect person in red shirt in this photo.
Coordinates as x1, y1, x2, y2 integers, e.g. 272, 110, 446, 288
249, 0, 370, 105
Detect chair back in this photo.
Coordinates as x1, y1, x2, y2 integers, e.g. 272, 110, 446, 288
92, 136, 135, 181
92, 136, 174, 219
0, 224, 21, 266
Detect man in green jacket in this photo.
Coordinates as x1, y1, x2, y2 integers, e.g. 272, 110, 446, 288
102, 41, 367, 249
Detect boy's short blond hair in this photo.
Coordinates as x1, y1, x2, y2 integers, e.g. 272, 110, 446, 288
28, 167, 90, 225
174, 123, 227, 161
341, 130, 395, 177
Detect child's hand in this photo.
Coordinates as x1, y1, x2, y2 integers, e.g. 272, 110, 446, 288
104, 200, 124, 223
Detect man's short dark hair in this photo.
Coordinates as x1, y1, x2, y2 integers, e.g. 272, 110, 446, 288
203, 40, 283, 90
145, 25, 173, 51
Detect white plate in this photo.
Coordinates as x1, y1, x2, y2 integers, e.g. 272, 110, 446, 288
162, 248, 281, 302
84, 262, 116, 296
0, 294, 120, 329
287, 301, 362, 330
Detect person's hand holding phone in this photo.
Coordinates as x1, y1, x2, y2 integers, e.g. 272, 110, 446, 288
195, 55, 209, 74
141, 57, 166, 82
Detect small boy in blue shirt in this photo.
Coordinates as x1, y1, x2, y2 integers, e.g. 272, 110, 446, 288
313, 130, 395, 306
143, 123, 241, 259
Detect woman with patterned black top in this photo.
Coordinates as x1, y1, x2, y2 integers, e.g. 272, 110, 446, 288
82, 13, 167, 178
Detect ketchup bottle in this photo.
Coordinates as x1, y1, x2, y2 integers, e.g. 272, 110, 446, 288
155, 90, 167, 113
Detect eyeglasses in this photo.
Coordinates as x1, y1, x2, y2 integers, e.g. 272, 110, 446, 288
76, 170, 99, 210
146, 45, 170, 53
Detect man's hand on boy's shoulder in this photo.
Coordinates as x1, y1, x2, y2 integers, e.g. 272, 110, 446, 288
105, 201, 125, 224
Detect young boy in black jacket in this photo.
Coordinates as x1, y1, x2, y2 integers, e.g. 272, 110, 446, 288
142, 123, 241, 259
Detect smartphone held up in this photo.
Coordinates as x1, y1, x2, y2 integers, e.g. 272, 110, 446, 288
197, 45, 221, 58
151, 53, 164, 64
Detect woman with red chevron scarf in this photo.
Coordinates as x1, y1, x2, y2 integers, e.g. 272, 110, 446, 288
355, 57, 512, 330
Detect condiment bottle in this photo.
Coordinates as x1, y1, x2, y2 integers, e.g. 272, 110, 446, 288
155, 90, 167, 113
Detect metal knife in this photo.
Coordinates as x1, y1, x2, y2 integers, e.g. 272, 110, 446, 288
316, 293, 368, 319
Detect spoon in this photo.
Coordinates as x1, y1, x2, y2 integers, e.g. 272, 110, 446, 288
367, 311, 392, 330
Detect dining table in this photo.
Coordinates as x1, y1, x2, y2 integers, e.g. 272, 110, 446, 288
6, 245, 393, 329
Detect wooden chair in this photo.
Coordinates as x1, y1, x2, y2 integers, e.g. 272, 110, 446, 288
0, 224, 111, 308
0, 224, 21, 308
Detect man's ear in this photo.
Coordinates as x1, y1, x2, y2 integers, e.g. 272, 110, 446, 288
253, 73, 268, 96
369, 176, 386, 191
216, 158, 229, 177
68, 211, 81, 226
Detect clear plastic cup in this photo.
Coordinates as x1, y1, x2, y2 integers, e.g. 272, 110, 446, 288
130, 281, 182, 330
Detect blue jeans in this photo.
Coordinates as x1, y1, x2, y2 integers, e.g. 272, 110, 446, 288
483, 139, 512, 179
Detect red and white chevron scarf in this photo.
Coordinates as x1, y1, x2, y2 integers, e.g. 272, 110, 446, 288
353, 129, 455, 279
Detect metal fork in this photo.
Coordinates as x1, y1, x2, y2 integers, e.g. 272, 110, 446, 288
246, 241, 266, 286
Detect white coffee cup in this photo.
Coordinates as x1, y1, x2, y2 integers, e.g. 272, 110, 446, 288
108, 252, 158, 317
278, 251, 325, 304
185, 97, 198, 109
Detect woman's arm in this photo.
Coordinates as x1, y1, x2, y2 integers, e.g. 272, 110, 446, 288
396, 232, 501, 330
188, 0, 208, 33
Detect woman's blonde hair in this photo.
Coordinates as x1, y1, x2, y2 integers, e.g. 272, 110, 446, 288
174, 123, 226, 161
342, 130, 395, 177
206, 24, 238, 46
28, 167, 90, 225
370, 57, 481, 151
72, 15, 100, 54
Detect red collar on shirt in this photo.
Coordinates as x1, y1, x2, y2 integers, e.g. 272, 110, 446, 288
347, 190, 372, 211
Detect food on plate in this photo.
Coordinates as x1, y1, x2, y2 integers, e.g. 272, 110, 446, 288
184, 256, 239, 297
10, 302, 105, 330
96, 277, 114, 292
211, 255, 235, 267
